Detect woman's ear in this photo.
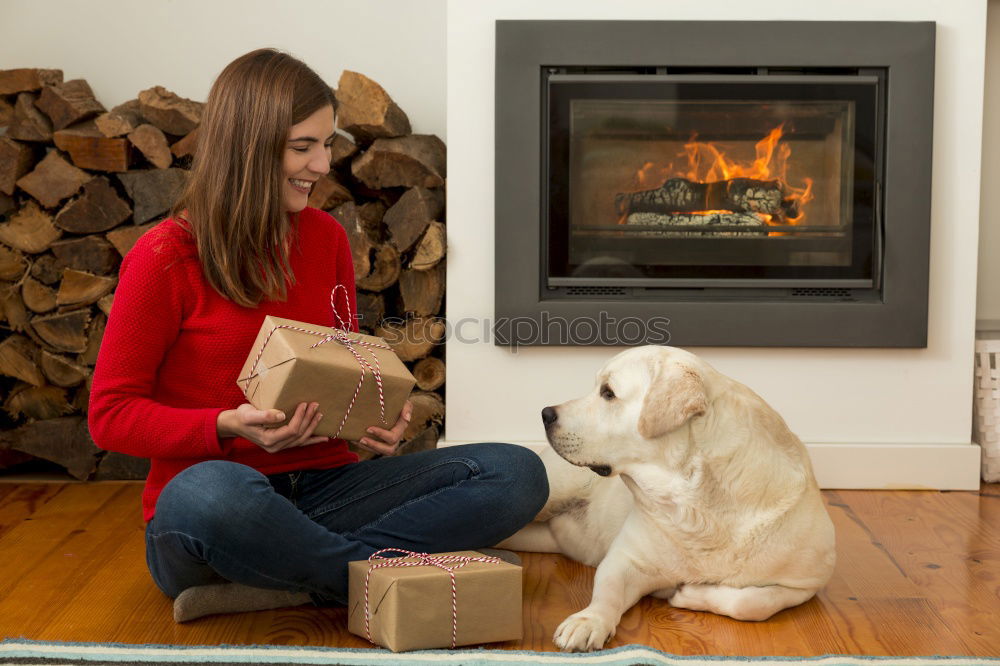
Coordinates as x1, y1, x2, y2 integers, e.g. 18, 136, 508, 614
637, 361, 708, 439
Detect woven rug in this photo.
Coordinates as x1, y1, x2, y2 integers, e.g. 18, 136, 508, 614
1, 641, 999, 666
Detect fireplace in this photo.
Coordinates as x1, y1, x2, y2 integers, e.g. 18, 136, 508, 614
495, 21, 935, 347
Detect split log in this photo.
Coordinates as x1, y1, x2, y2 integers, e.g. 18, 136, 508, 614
402, 390, 445, 441
0, 244, 28, 281
128, 123, 172, 169
0, 334, 44, 386
0, 415, 100, 480
383, 187, 444, 253
0, 68, 62, 95
71, 375, 91, 413
357, 201, 388, 239
54, 176, 132, 233
106, 221, 156, 256
40, 350, 88, 387
21, 276, 57, 313
0, 201, 62, 253
15, 151, 91, 209
412, 356, 445, 392
411, 221, 445, 270
0, 137, 36, 196
4, 384, 73, 421
117, 168, 188, 223
0, 98, 13, 127
35, 80, 105, 131
377, 317, 445, 362
0, 193, 14, 217
31, 308, 91, 353
335, 71, 411, 144
170, 126, 199, 158
138, 86, 203, 136
351, 134, 446, 189
356, 291, 385, 331
95, 100, 143, 138
398, 262, 444, 316
56, 269, 116, 307
616, 177, 798, 220
30, 254, 61, 284
53, 122, 132, 172
93, 451, 150, 481
356, 243, 400, 292
97, 293, 113, 316
307, 172, 353, 210
6, 93, 53, 142
330, 133, 359, 167
51, 236, 120, 275
397, 424, 439, 455
0, 282, 30, 332
333, 202, 374, 281
0, 449, 34, 470
78, 312, 106, 365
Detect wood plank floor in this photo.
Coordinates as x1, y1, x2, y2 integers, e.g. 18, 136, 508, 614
0, 480, 997, 656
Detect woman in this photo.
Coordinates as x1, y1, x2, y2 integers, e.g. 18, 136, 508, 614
88, 48, 548, 622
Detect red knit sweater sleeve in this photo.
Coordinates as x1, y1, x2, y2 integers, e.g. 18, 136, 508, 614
88, 227, 228, 459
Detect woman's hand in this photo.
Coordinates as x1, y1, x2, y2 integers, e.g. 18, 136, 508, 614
217, 402, 327, 453
355, 400, 413, 456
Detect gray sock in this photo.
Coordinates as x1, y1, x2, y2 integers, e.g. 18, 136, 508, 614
173, 583, 312, 623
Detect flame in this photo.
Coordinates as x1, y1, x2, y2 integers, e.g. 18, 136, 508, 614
627, 124, 814, 230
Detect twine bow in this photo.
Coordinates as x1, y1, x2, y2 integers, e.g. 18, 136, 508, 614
240, 284, 388, 438
362, 548, 503, 649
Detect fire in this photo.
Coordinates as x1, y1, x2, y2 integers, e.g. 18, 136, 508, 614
628, 125, 814, 228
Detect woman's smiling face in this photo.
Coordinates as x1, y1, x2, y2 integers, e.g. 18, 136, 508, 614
282, 104, 334, 213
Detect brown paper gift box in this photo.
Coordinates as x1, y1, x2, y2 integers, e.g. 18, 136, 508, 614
347, 551, 523, 652
237, 315, 415, 441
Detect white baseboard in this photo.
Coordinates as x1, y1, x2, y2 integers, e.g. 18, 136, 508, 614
439, 440, 983, 491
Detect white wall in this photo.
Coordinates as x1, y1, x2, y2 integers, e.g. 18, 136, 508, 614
978, 0, 1000, 325
0, 0, 446, 140
446, 0, 987, 488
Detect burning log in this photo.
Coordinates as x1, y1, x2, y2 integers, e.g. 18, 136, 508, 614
625, 211, 766, 237
616, 177, 799, 220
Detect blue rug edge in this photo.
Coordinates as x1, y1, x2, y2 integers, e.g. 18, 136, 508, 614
2, 637, 999, 662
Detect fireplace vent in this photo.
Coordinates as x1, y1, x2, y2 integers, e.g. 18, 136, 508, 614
566, 286, 629, 297
790, 288, 853, 299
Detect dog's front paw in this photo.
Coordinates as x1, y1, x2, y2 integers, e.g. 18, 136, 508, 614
553, 611, 615, 652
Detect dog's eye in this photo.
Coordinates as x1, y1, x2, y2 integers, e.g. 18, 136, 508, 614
600, 384, 615, 400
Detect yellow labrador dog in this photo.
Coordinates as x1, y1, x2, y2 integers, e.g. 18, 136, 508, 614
499, 346, 835, 652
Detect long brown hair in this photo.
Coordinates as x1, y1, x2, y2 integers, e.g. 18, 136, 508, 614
172, 48, 335, 307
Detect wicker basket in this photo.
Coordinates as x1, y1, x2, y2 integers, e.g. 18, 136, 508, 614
973, 337, 1000, 482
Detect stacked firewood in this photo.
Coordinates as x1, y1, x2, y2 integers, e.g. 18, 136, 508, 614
0, 68, 446, 479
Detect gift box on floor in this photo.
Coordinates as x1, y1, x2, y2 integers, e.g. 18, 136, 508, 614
347, 550, 523, 652
237, 315, 415, 441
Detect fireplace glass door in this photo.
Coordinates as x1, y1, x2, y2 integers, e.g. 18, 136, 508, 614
546, 73, 882, 289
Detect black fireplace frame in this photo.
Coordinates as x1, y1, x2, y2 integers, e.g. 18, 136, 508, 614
494, 20, 935, 347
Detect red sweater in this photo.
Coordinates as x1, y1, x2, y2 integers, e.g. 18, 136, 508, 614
89, 207, 360, 521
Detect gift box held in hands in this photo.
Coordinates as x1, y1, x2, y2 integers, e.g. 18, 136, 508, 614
347, 549, 523, 652
237, 307, 415, 441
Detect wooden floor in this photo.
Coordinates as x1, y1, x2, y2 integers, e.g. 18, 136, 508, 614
0, 481, 998, 656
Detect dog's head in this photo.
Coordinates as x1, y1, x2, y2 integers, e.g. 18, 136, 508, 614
541, 346, 710, 476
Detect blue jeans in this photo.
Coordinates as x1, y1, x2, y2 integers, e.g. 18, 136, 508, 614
144, 443, 548, 605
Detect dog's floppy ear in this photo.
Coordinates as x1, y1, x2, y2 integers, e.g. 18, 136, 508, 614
637, 361, 708, 439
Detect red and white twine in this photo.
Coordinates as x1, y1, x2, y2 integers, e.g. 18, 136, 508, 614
362, 549, 503, 649
239, 285, 388, 437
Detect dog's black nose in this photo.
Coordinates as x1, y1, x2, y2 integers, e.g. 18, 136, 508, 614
541, 406, 558, 428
